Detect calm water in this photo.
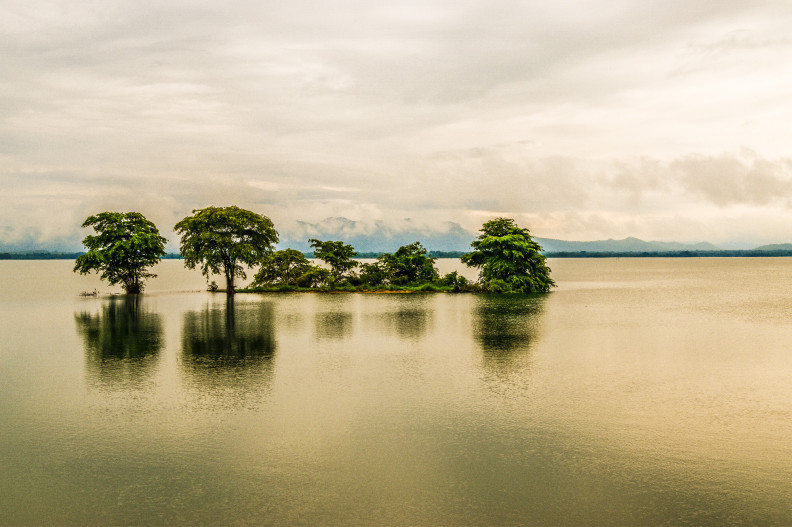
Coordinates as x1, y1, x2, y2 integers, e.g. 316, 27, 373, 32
1, 258, 792, 526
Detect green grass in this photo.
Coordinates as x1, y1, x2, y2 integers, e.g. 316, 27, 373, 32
232, 282, 481, 294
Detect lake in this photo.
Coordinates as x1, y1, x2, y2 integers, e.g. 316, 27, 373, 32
1, 258, 791, 526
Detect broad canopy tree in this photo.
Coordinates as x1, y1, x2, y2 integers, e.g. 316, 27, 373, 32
462, 217, 555, 293
174, 206, 278, 294
73, 212, 167, 294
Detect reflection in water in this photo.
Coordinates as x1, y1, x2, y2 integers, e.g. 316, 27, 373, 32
181, 297, 276, 405
315, 312, 353, 340
75, 296, 163, 389
373, 296, 432, 340
473, 294, 546, 379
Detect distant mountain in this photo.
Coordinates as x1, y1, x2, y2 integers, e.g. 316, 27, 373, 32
279, 217, 475, 252
753, 243, 792, 251
535, 236, 720, 253
1, 216, 759, 256
279, 219, 730, 254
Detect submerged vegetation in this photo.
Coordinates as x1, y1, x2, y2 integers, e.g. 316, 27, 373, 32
73, 208, 555, 294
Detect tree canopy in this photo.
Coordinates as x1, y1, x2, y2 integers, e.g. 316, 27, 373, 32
251, 249, 313, 287
461, 217, 555, 293
174, 206, 278, 294
73, 211, 167, 294
308, 239, 358, 280
377, 242, 439, 285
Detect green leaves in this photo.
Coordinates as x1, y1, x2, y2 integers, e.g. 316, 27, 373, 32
252, 249, 313, 287
377, 241, 439, 284
308, 239, 358, 279
462, 217, 555, 293
174, 206, 279, 294
73, 212, 167, 294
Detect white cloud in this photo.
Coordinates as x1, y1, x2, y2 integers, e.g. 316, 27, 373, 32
2, 0, 792, 249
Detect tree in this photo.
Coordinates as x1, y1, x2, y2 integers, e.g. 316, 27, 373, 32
251, 249, 312, 287
73, 212, 166, 294
357, 262, 389, 287
308, 239, 358, 281
174, 206, 278, 294
461, 217, 555, 293
377, 242, 439, 284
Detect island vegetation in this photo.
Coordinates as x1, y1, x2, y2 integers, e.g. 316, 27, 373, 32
73, 212, 167, 294
174, 206, 279, 295
72, 207, 555, 294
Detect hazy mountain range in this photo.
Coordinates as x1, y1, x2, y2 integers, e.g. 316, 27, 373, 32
4, 217, 791, 255
280, 218, 727, 253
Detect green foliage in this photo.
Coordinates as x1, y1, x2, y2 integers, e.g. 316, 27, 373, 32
357, 262, 389, 286
174, 206, 278, 294
377, 242, 439, 284
252, 249, 312, 287
461, 217, 555, 293
308, 239, 358, 279
295, 266, 333, 288
439, 271, 470, 291
73, 212, 166, 294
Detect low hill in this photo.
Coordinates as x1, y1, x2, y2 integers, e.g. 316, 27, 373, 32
754, 243, 792, 251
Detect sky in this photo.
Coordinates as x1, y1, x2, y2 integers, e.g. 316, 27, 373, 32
3, 0, 792, 249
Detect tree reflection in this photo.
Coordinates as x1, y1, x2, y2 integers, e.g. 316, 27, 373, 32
315, 311, 354, 340
181, 297, 277, 405
374, 296, 432, 340
75, 295, 163, 389
473, 294, 546, 379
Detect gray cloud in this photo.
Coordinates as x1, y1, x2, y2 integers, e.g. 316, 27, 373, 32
3, 0, 792, 249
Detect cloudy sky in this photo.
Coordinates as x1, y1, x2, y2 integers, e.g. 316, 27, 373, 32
3, 0, 792, 249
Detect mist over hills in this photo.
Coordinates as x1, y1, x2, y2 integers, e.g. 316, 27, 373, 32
279, 217, 723, 253
535, 237, 721, 253
279, 218, 475, 252
7, 215, 788, 256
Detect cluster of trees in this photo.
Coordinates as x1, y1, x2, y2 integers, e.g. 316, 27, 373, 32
74, 207, 555, 294
251, 239, 451, 291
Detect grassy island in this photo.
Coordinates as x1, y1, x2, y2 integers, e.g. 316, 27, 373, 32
74, 208, 556, 295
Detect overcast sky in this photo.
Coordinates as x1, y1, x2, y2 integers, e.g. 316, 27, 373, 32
3, 0, 792, 248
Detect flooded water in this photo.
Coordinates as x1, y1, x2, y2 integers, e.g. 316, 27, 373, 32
1, 258, 792, 526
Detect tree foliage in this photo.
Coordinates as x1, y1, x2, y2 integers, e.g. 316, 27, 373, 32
357, 262, 389, 286
377, 242, 439, 284
308, 239, 358, 279
251, 249, 312, 287
73, 212, 166, 294
461, 217, 555, 293
174, 206, 278, 294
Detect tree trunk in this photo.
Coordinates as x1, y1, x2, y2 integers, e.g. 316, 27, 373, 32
226, 271, 235, 295
124, 278, 142, 294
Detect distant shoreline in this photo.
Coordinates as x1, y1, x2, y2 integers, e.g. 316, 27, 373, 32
5, 249, 792, 260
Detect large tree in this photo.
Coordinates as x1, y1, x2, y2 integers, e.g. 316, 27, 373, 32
73, 212, 167, 294
174, 206, 278, 294
461, 217, 555, 293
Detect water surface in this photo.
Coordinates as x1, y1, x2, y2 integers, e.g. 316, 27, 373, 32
1, 259, 791, 525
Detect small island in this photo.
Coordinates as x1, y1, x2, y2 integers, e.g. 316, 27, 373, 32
74, 207, 556, 295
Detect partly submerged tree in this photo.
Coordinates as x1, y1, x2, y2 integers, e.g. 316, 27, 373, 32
308, 239, 358, 281
461, 217, 555, 293
174, 206, 278, 294
251, 249, 312, 287
73, 212, 167, 294
377, 241, 439, 284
